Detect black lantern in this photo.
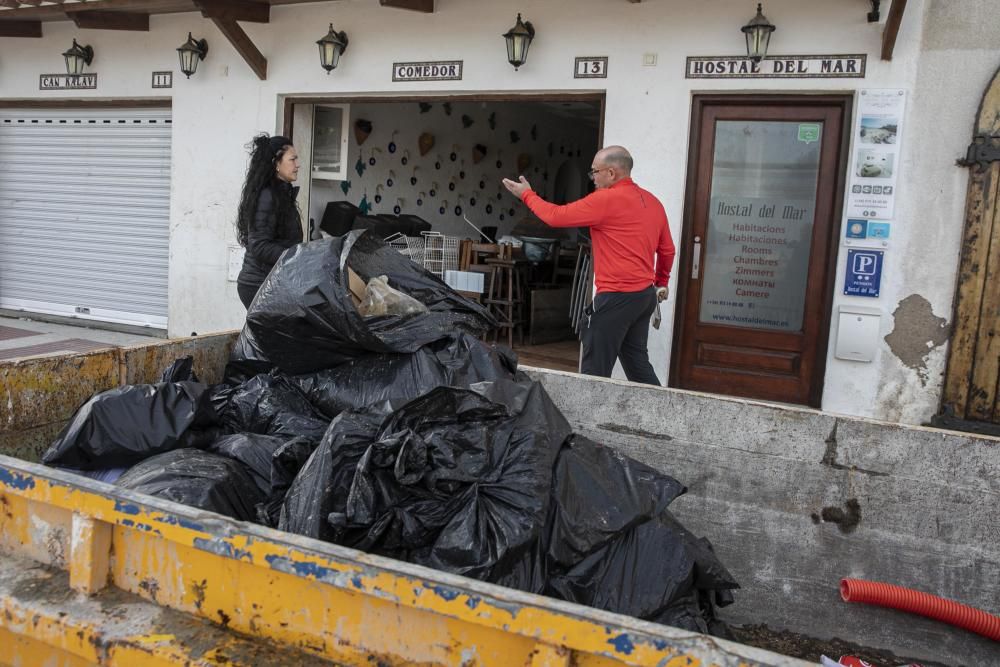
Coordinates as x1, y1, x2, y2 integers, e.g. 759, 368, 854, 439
503, 13, 534, 70
317, 23, 349, 74
176, 33, 208, 79
62, 39, 93, 76
741, 3, 775, 63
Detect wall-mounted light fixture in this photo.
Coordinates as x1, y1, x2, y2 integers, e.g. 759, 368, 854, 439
177, 33, 209, 79
867, 1, 881, 23
503, 13, 534, 71
62, 39, 94, 76
317, 23, 349, 74
741, 3, 775, 63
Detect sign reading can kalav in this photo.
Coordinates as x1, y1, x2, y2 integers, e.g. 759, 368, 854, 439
686, 55, 865, 79
40, 73, 97, 90
392, 61, 462, 82
846, 89, 906, 220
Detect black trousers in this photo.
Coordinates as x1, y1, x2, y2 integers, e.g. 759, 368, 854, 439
237, 282, 260, 310
581, 286, 660, 386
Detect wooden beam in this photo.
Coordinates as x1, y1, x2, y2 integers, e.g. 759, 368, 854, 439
70, 10, 149, 31
0, 20, 41, 36
195, 0, 269, 23
880, 0, 907, 61
210, 16, 267, 80
379, 0, 434, 11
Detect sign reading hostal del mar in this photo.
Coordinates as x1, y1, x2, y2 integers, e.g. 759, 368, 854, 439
686, 55, 866, 79
39, 73, 97, 90
392, 61, 463, 82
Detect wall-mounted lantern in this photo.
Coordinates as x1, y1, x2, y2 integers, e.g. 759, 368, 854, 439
741, 3, 775, 63
177, 33, 209, 79
62, 39, 94, 76
317, 23, 349, 74
503, 13, 534, 71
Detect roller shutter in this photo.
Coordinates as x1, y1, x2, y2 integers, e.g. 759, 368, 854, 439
0, 107, 171, 328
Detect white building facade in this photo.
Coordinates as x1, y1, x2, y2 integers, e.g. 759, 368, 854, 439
1, 0, 997, 428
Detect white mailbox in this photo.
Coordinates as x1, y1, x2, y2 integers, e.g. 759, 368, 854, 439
835, 305, 882, 362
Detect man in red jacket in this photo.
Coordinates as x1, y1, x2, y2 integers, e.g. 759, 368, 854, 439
503, 146, 675, 385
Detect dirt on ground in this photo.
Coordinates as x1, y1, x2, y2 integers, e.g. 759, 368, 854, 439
730, 624, 949, 667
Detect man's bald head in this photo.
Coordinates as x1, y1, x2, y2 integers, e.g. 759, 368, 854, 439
597, 146, 633, 175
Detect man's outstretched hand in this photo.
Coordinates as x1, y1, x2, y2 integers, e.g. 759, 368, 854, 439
502, 175, 532, 199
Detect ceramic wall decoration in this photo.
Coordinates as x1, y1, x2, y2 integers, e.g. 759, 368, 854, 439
401, 149, 410, 166
354, 119, 372, 145
488, 112, 496, 130
388, 130, 398, 153
419, 102, 432, 114
472, 144, 487, 164
340, 180, 351, 196
510, 130, 520, 144
418, 132, 435, 156
517, 153, 532, 173
410, 167, 419, 185
461, 114, 474, 128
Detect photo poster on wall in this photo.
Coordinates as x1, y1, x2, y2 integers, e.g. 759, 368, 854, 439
845, 89, 906, 220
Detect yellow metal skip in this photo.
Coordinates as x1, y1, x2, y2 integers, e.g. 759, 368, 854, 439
0, 455, 809, 667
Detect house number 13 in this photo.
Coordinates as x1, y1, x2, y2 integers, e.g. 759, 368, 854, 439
574, 57, 608, 79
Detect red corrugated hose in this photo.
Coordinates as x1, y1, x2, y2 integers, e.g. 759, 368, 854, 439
840, 578, 1000, 642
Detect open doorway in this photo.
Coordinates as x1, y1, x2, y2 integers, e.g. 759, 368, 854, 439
284, 94, 604, 373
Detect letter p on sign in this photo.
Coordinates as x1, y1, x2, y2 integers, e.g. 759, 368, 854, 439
853, 252, 877, 275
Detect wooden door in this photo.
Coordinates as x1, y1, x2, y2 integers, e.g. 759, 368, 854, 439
938, 64, 1000, 435
670, 95, 849, 407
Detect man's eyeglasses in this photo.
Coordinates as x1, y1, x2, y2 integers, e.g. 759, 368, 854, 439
588, 166, 610, 180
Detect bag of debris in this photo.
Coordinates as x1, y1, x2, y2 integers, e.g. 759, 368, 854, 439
160, 355, 199, 383
42, 382, 217, 470
358, 275, 429, 318
115, 449, 264, 522
213, 373, 330, 443
291, 332, 518, 419
280, 379, 571, 588
231, 230, 496, 375
205, 433, 317, 526
543, 435, 738, 632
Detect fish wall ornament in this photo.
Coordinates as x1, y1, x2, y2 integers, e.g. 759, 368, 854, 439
530, 124, 538, 141
340, 180, 351, 196
461, 114, 474, 129
358, 193, 371, 214
419, 102, 433, 114
488, 112, 496, 130
442, 102, 452, 116
510, 130, 520, 144
355, 155, 366, 177
354, 119, 372, 145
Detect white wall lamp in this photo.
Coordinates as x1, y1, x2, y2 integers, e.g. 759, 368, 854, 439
62, 39, 94, 76
741, 3, 775, 63
503, 13, 535, 71
177, 33, 209, 79
317, 23, 349, 73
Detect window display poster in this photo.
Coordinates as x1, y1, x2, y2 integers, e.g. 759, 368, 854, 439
846, 89, 906, 220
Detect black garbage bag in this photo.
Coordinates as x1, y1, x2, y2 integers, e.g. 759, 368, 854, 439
543, 436, 738, 632
231, 231, 496, 375
160, 356, 198, 383
281, 379, 571, 588
214, 373, 330, 443
115, 449, 264, 522
291, 332, 518, 419
42, 382, 217, 470
205, 433, 317, 526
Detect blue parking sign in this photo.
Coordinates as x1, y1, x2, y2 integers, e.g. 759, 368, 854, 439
844, 249, 884, 297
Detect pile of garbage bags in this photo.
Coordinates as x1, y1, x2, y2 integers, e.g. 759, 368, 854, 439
42, 230, 738, 635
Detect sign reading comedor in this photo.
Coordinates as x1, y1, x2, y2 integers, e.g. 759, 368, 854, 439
392, 61, 463, 82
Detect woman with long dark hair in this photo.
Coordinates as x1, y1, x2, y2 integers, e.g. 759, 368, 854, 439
235, 133, 303, 308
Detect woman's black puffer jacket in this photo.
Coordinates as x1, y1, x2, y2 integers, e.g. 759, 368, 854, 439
237, 181, 303, 290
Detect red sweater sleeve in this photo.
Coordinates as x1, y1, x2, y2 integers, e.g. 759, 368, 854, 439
521, 189, 607, 228
655, 220, 676, 288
